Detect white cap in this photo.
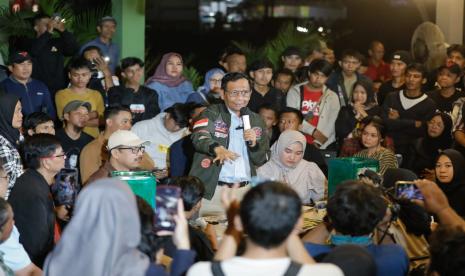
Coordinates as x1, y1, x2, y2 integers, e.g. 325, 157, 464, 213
107, 130, 150, 151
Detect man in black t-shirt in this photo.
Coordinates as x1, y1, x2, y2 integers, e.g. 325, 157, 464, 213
247, 58, 285, 112
427, 64, 465, 114
377, 51, 411, 105
55, 100, 94, 170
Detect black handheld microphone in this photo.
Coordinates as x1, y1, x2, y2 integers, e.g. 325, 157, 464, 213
240, 107, 252, 146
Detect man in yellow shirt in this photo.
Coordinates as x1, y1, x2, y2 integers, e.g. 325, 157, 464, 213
55, 58, 104, 137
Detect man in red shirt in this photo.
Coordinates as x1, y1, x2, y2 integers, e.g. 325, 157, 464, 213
365, 41, 391, 90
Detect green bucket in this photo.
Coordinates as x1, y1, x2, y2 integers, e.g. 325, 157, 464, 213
112, 171, 157, 208
328, 157, 379, 196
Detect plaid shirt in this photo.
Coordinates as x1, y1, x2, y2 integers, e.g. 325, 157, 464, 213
0, 135, 23, 199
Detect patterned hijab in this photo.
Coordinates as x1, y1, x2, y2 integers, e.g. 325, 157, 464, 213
145, 52, 187, 87
43, 179, 149, 276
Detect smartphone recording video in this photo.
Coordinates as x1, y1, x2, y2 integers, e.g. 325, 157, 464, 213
395, 181, 424, 200
154, 186, 181, 232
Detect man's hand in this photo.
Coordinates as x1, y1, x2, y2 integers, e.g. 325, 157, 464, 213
388, 108, 400, 120
55, 20, 66, 32
415, 121, 422, 128
312, 129, 328, 144
213, 146, 239, 164
47, 19, 55, 33
244, 129, 257, 147
55, 205, 70, 221
153, 168, 168, 180
93, 56, 112, 77
173, 200, 190, 250
414, 179, 449, 214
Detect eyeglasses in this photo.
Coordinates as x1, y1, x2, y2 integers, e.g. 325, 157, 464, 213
209, 78, 222, 84
41, 153, 67, 160
117, 146, 145, 154
226, 90, 252, 97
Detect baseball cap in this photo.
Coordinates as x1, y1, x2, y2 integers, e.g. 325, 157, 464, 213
107, 130, 150, 151
282, 46, 303, 59
438, 63, 463, 76
98, 16, 117, 26
390, 50, 412, 65
62, 100, 92, 118
9, 51, 32, 65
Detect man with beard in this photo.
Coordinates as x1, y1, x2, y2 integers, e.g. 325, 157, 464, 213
55, 100, 94, 172
86, 130, 149, 184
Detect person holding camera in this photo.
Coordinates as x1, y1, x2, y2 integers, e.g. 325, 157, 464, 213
30, 13, 79, 96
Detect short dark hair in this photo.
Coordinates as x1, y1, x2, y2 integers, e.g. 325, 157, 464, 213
258, 103, 278, 117
81, 46, 103, 58
308, 59, 333, 77
33, 14, 50, 25
429, 226, 465, 276
361, 115, 386, 139
121, 57, 144, 71
240, 181, 301, 249
406, 63, 427, 78
327, 180, 387, 236
340, 49, 363, 62
23, 112, 53, 134
447, 44, 465, 59
220, 46, 245, 62
279, 107, 304, 124
23, 134, 62, 169
249, 58, 274, 72
184, 102, 205, 119
221, 72, 252, 92
104, 105, 132, 121
68, 57, 92, 72
165, 103, 190, 129
172, 176, 205, 211
274, 68, 295, 83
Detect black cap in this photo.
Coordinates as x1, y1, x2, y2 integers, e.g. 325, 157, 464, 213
438, 63, 463, 76
9, 51, 32, 65
390, 50, 412, 65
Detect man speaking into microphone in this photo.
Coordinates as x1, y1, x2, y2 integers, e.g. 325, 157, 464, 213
190, 72, 269, 215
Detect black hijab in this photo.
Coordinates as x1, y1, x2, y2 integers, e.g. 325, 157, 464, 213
435, 149, 465, 217
0, 93, 20, 147
422, 112, 453, 156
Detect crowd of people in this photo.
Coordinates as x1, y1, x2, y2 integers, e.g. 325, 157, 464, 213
0, 12, 465, 276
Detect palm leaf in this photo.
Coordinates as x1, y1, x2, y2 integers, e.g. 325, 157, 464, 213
183, 66, 202, 90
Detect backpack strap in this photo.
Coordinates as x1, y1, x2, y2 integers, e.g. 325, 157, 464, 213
211, 261, 226, 276
283, 261, 302, 276
299, 85, 305, 112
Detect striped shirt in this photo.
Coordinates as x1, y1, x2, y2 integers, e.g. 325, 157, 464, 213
354, 147, 398, 175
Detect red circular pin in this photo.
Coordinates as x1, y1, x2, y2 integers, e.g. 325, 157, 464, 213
201, 158, 211, 168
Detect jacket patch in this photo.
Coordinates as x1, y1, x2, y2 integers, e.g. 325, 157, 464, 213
201, 158, 211, 168
214, 120, 228, 138
253, 127, 262, 140
193, 118, 209, 129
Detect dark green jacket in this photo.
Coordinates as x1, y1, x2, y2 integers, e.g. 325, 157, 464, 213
189, 104, 269, 199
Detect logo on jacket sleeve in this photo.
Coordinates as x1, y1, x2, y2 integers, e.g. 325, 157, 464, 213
193, 118, 209, 129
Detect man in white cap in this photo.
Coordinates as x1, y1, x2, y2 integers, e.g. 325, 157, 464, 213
85, 129, 149, 185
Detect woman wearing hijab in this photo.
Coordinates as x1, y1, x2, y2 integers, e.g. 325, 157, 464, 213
336, 78, 381, 156
43, 178, 149, 276
435, 149, 465, 217
44, 178, 196, 276
257, 130, 326, 204
0, 93, 23, 199
186, 68, 225, 105
408, 112, 452, 179
146, 53, 194, 112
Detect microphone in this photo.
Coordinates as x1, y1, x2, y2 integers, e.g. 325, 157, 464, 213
240, 107, 252, 146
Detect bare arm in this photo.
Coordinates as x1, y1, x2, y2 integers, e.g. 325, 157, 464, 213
15, 263, 42, 276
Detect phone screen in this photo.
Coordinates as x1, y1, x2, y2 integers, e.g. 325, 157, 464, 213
52, 168, 79, 207
154, 186, 181, 232
395, 181, 424, 200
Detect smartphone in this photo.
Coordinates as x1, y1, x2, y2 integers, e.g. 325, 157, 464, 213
395, 181, 424, 200
154, 186, 181, 232
52, 168, 79, 212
